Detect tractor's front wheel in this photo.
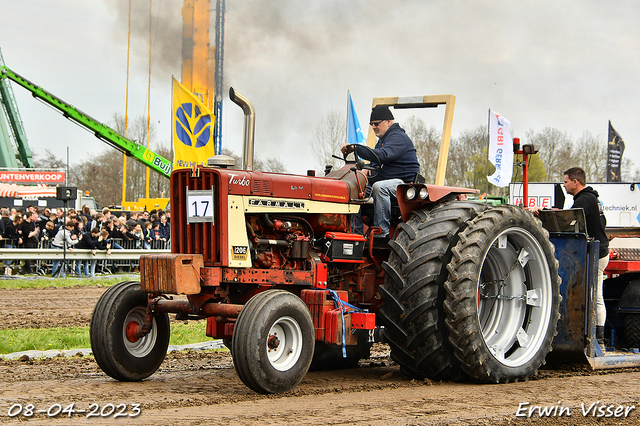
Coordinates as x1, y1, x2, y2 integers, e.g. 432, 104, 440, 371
90, 281, 170, 381
231, 290, 315, 394
444, 205, 561, 383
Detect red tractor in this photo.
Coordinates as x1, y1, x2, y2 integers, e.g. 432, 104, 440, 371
90, 90, 561, 393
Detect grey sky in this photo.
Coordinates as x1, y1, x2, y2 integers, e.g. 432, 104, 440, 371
1, 0, 638, 178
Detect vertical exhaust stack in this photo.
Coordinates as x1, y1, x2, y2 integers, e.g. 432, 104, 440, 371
229, 87, 255, 171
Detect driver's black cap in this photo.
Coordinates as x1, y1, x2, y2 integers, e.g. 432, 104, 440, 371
370, 105, 394, 122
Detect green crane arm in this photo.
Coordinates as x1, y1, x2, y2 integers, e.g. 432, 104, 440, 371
0, 66, 172, 178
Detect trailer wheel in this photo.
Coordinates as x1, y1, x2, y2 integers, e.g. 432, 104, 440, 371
90, 281, 169, 381
444, 205, 561, 383
625, 314, 640, 348
378, 201, 488, 381
231, 290, 315, 394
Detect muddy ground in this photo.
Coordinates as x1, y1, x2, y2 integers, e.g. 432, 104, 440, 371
1, 286, 639, 425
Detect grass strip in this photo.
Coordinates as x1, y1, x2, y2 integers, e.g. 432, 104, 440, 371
0, 321, 212, 354
0, 276, 135, 290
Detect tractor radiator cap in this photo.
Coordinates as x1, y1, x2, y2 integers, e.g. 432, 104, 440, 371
208, 155, 236, 168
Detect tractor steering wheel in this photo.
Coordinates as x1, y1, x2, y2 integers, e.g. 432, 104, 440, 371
350, 145, 381, 179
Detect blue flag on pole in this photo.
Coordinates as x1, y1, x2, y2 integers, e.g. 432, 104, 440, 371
347, 92, 365, 145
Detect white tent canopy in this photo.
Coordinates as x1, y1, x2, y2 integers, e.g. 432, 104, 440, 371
0, 183, 56, 198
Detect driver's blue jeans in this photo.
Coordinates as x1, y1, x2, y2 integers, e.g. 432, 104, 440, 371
372, 179, 403, 237
353, 178, 403, 237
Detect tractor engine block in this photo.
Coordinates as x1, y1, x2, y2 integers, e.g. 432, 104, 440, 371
246, 214, 312, 271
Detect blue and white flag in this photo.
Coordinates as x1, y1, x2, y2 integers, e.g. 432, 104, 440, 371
487, 110, 514, 187
347, 92, 365, 145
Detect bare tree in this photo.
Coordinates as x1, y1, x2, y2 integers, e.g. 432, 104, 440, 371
525, 128, 572, 182
446, 126, 490, 190
32, 149, 68, 170
403, 117, 441, 181
574, 131, 607, 182
255, 157, 288, 173
70, 151, 124, 208
221, 148, 242, 168
221, 148, 287, 173
310, 111, 346, 172
109, 113, 169, 202
622, 158, 637, 182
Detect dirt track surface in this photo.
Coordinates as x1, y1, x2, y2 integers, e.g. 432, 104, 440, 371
1, 286, 640, 425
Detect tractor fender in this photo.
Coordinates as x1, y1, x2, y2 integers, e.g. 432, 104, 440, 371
619, 280, 640, 309
396, 184, 479, 223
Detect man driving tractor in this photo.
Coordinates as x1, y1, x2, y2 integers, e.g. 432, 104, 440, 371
341, 105, 420, 239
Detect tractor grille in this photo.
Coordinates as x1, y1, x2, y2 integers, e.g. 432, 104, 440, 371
252, 178, 271, 195
171, 169, 219, 266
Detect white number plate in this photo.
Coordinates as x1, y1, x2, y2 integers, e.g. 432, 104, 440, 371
186, 189, 214, 223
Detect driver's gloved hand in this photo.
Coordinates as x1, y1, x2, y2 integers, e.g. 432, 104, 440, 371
341, 144, 354, 155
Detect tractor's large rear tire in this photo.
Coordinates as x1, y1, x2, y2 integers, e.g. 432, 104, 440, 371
231, 290, 315, 394
378, 201, 488, 381
624, 314, 640, 348
444, 205, 561, 383
90, 281, 170, 381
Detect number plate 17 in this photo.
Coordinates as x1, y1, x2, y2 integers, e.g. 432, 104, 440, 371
186, 189, 215, 223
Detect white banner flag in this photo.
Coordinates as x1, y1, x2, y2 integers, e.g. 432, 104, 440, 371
487, 110, 514, 187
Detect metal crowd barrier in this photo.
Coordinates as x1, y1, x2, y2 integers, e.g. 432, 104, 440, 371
0, 238, 170, 276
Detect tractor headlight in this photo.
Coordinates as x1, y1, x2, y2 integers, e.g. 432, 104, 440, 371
418, 187, 428, 200
405, 187, 417, 200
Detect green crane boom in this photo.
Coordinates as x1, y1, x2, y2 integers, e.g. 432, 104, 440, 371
0, 49, 33, 168
0, 66, 172, 178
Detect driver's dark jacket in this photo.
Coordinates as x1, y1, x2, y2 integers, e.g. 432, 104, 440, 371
352, 123, 420, 185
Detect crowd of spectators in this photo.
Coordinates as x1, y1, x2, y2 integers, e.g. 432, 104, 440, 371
0, 204, 170, 276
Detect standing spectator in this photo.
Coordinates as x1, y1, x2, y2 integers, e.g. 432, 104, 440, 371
55, 208, 64, 223
41, 221, 56, 245
50, 220, 81, 277
18, 211, 40, 274
138, 211, 150, 228
52, 208, 64, 232
125, 223, 144, 249
1, 208, 11, 243
102, 207, 112, 221
68, 214, 82, 237
158, 213, 171, 243
90, 213, 105, 231
75, 227, 110, 277
76, 218, 86, 239
80, 204, 92, 225
47, 209, 57, 225
13, 215, 23, 247
127, 211, 140, 229
37, 207, 49, 231
142, 221, 153, 250
40, 207, 52, 231
104, 219, 124, 249
118, 217, 131, 243
564, 167, 609, 345
150, 222, 161, 248
2, 209, 18, 273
